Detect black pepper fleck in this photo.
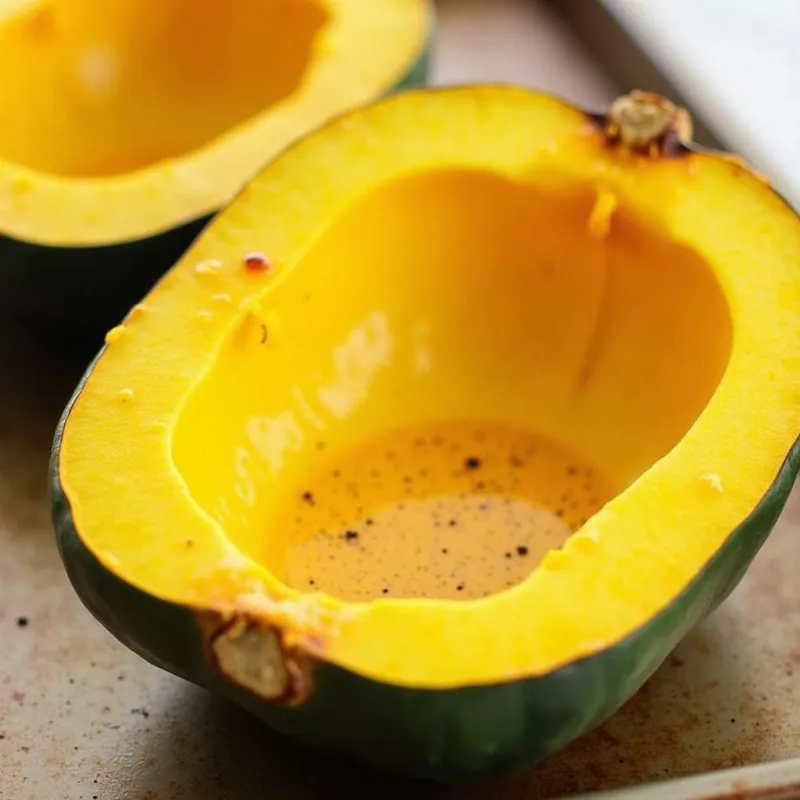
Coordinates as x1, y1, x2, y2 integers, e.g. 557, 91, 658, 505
16, 617, 28, 628
344, 530, 359, 540
465, 457, 481, 470
517, 546, 529, 556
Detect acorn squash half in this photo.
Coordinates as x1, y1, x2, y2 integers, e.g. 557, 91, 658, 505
0, 0, 431, 336
51, 86, 800, 780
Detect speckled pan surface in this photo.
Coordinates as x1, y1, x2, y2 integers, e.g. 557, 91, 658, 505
2, 2, 800, 799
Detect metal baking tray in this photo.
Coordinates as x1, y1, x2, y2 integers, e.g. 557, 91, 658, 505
2, 1, 799, 797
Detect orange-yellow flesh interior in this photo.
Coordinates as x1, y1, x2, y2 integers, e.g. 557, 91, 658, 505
172, 168, 732, 580
0, 0, 428, 243
271, 420, 617, 602
59, 87, 800, 687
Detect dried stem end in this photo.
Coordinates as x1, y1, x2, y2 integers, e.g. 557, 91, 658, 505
208, 617, 311, 705
605, 91, 693, 156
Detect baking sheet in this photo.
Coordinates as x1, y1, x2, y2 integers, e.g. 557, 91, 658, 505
2, 1, 799, 798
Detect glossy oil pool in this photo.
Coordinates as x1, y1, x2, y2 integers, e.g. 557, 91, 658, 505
273, 421, 617, 602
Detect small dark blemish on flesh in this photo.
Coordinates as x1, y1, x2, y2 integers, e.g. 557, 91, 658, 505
243, 252, 272, 272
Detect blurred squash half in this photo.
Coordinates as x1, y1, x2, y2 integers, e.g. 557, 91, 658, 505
0, 0, 431, 335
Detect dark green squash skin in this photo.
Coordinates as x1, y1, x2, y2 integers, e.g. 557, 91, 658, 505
49, 349, 800, 780
0, 32, 432, 345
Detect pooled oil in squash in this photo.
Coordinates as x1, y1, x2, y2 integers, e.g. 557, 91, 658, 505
274, 421, 616, 602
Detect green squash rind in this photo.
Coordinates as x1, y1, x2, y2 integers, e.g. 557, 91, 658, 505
49, 343, 800, 780
0, 12, 433, 342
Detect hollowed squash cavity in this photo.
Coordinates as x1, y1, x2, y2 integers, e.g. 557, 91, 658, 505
0, 0, 328, 177
171, 168, 732, 603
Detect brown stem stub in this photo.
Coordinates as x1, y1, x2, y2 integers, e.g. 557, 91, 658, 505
604, 91, 693, 156
206, 617, 312, 706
